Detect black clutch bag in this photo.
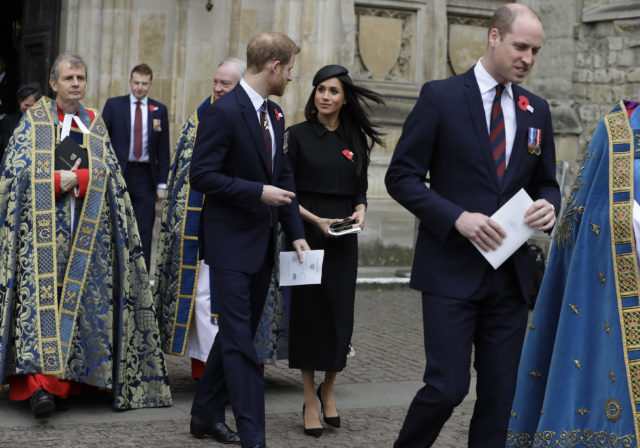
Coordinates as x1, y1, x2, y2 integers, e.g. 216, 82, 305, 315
328, 218, 361, 236
55, 137, 88, 170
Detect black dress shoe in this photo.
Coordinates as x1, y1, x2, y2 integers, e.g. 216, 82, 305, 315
190, 415, 240, 444
30, 388, 55, 417
303, 404, 323, 438
317, 383, 341, 428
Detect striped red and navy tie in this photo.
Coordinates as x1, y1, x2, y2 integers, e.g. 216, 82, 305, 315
490, 84, 506, 185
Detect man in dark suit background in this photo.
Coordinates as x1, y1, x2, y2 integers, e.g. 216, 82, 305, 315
188, 32, 309, 448
385, 4, 560, 447
102, 63, 170, 270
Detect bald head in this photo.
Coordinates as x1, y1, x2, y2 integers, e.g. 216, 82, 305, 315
214, 58, 245, 100
489, 3, 542, 40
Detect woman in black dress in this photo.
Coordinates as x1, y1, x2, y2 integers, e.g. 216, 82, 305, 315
286, 64, 384, 437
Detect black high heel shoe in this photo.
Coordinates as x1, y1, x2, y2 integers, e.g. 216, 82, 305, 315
317, 383, 341, 428
303, 404, 323, 438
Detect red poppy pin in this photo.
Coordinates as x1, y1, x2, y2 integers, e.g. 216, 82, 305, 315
518, 95, 533, 113
275, 108, 282, 121
149, 104, 158, 112
342, 149, 354, 162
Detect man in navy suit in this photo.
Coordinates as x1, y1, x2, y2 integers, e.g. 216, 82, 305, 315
189, 32, 309, 448
385, 4, 561, 447
102, 63, 170, 270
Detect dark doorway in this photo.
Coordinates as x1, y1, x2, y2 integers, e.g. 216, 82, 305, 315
0, 0, 61, 99
20, 0, 62, 97
0, 1, 22, 114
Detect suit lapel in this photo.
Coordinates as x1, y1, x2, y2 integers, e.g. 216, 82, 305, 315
237, 87, 271, 177
124, 95, 132, 139
147, 99, 154, 155
463, 69, 499, 188
502, 84, 528, 188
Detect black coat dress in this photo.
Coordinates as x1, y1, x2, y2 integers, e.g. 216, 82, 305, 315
286, 120, 367, 372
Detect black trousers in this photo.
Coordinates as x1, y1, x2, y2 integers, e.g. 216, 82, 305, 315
124, 163, 155, 270
394, 262, 529, 448
191, 238, 274, 447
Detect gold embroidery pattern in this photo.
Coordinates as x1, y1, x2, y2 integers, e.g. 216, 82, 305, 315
555, 199, 585, 250
506, 428, 635, 447
629, 361, 640, 396
573, 360, 582, 370
167, 110, 203, 356
612, 203, 633, 243
612, 153, 632, 191
606, 101, 640, 440
569, 304, 580, 316
606, 398, 623, 422
624, 310, 640, 348
599, 271, 606, 285
58, 127, 106, 366
576, 408, 590, 415
29, 99, 63, 377
617, 254, 637, 296
36, 216, 52, 243
605, 321, 612, 335
609, 368, 616, 383
607, 110, 631, 143
591, 223, 601, 237
529, 371, 543, 379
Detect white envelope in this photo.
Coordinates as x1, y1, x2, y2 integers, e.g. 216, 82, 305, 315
471, 188, 535, 269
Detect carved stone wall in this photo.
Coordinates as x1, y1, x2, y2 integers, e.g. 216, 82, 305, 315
55, 0, 640, 265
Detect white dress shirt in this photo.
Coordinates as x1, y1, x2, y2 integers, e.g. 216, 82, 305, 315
240, 78, 275, 163
128, 93, 149, 162
474, 59, 516, 168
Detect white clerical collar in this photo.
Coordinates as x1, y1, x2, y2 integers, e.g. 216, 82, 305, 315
474, 58, 513, 100
240, 78, 267, 112
61, 113, 89, 140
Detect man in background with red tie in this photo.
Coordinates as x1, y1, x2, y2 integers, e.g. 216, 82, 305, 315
102, 63, 170, 270
385, 4, 560, 447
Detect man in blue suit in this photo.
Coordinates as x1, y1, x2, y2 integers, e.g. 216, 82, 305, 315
385, 4, 561, 447
188, 32, 309, 448
102, 63, 170, 270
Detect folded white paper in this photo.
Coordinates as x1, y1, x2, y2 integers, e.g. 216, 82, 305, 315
472, 188, 535, 269
279, 250, 324, 286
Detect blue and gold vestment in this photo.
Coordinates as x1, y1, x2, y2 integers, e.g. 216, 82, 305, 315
0, 97, 171, 409
507, 101, 640, 447
154, 95, 290, 362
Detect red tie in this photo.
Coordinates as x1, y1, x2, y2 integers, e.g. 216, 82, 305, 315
133, 100, 142, 160
260, 100, 272, 172
490, 84, 506, 185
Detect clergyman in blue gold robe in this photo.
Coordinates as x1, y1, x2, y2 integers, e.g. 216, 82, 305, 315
507, 100, 640, 446
0, 53, 171, 417
154, 58, 291, 380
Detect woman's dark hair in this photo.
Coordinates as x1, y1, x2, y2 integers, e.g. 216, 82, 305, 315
304, 73, 385, 176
